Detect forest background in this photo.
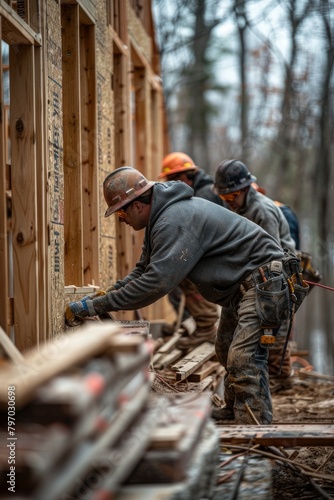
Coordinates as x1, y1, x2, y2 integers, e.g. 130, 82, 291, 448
152, 0, 334, 374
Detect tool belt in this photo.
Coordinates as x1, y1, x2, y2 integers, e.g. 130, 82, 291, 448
240, 249, 309, 329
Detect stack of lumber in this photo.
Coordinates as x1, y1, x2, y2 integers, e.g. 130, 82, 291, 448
0, 322, 220, 500
151, 335, 225, 395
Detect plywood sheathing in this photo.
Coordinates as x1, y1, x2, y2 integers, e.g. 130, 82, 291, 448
47, 0, 65, 338
96, 0, 117, 292
128, 0, 152, 63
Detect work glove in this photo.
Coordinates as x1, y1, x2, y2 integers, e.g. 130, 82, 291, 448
65, 293, 100, 327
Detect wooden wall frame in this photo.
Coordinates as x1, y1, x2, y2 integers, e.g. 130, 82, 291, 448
62, 3, 99, 286
0, 30, 10, 336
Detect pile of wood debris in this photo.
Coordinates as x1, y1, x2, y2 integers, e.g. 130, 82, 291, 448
151, 328, 334, 499
0, 320, 333, 499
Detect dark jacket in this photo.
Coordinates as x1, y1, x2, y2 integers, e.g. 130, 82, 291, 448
93, 181, 285, 312
192, 169, 224, 205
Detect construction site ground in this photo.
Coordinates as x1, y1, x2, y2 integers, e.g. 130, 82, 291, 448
269, 374, 334, 499
152, 346, 334, 500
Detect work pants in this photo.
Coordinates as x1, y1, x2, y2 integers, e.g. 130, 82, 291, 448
215, 287, 272, 425
268, 332, 292, 379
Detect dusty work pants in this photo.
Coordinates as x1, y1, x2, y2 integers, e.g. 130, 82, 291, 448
268, 330, 292, 379
215, 287, 272, 425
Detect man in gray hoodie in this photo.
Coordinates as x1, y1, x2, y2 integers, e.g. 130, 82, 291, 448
66, 166, 306, 425
159, 151, 225, 347
214, 159, 297, 393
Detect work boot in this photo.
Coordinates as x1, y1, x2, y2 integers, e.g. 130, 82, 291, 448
269, 377, 293, 393
211, 405, 235, 421
177, 325, 217, 350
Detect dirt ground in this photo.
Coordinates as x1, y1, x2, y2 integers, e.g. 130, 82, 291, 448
152, 355, 334, 499
270, 372, 334, 499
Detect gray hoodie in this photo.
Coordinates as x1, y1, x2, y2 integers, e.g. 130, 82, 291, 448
238, 186, 296, 252
93, 181, 285, 312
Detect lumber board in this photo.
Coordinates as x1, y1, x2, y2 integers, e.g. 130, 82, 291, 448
0, 3, 42, 45
149, 424, 186, 450
10, 44, 39, 350
0, 326, 24, 363
171, 342, 215, 381
154, 331, 183, 355
219, 424, 334, 446
124, 418, 219, 495
153, 348, 183, 370
0, 33, 9, 338
0, 323, 121, 408
126, 392, 213, 484
62, 3, 83, 285
33, 385, 163, 500
298, 370, 334, 382
81, 23, 99, 287
187, 360, 220, 382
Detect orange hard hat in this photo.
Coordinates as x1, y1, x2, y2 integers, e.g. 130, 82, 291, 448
159, 152, 198, 180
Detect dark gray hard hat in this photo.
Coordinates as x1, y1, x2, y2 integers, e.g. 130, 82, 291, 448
214, 159, 257, 194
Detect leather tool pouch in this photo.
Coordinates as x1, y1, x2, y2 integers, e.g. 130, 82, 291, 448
291, 279, 309, 313
255, 275, 289, 328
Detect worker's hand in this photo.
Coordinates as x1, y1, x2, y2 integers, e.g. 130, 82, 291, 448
65, 295, 97, 327
65, 304, 84, 327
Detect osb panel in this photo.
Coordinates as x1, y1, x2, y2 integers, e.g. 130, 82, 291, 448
128, 0, 152, 63
46, 0, 65, 336
96, 0, 117, 290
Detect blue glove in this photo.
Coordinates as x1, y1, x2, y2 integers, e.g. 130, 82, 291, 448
68, 295, 97, 318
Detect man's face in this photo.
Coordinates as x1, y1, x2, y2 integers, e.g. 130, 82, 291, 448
116, 200, 151, 230
219, 189, 247, 212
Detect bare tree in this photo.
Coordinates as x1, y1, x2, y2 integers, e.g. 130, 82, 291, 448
273, 0, 314, 195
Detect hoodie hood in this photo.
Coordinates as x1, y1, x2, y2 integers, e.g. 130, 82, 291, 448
149, 181, 194, 226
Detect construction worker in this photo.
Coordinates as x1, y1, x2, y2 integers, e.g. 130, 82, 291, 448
158, 152, 224, 347
65, 166, 308, 425
252, 182, 301, 250
214, 159, 298, 393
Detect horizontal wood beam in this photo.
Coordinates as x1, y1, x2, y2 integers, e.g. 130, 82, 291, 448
219, 424, 334, 446
0, 3, 42, 46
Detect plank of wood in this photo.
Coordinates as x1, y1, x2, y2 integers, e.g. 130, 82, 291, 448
106, 333, 146, 353
33, 385, 163, 500
149, 424, 186, 450
62, 3, 83, 285
196, 375, 214, 391
0, 322, 121, 408
155, 331, 183, 355
11, 44, 39, 351
125, 392, 213, 484
119, 419, 219, 498
0, 326, 25, 363
187, 360, 220, 382
218, 424, 334, 446
0, 33, 9, 338
171, 342, 215, 381
153, 348, 183, 370
298, 370, 334, 382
